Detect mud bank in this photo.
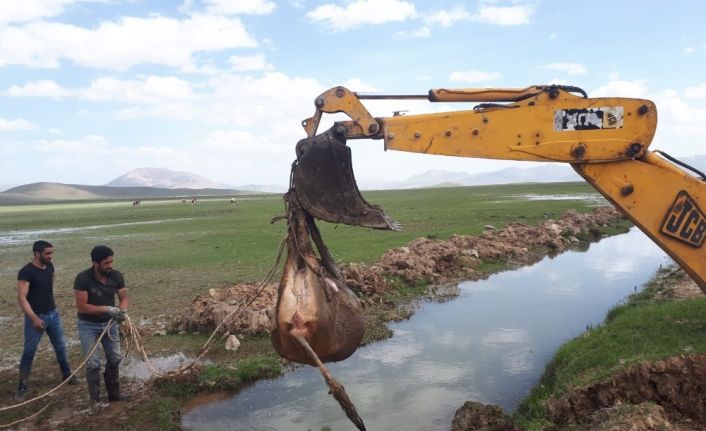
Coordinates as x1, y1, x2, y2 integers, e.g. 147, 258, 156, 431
174, 207, 624, 335
545, 353, 706, 429
452, 269, 706, 431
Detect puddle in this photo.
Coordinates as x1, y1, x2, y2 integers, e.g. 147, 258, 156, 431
486, 194, 607, 206
514, 193, 607, 204
0, 218, 194, 246
121, 353, 192, 380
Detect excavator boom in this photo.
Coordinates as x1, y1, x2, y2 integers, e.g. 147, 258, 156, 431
291, 85, 706, 293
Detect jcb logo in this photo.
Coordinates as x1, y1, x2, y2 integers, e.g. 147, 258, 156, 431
661, 191, 706, 248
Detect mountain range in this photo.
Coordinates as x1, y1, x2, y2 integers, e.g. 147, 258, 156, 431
357, 164, 581, 190
105, 167, 286, 193
2, 155, 705, 204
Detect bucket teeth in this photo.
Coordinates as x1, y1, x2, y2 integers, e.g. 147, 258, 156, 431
292, 129, 401, 231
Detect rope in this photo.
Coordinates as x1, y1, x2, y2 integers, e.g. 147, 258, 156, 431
122, 234, 288, 378
0, 321, 116, 428
0, 321, 115, 413
0, 402, 51, 429
0, 234, 288, 427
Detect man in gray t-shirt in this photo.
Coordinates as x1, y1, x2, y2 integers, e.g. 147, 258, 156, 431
74, 245, 129, 407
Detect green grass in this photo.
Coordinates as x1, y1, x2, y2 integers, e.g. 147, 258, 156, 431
118, 397, 182, 431
155, 354, 283, 399
514, 267, 706, 430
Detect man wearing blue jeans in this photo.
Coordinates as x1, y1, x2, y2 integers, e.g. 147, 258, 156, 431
16, 240, 76, 402
74, 245, 129, 408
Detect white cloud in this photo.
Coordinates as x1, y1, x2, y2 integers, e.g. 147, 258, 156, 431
549, 32, 558, 40
0, 118, 36, 130
592, 80, 648, 98
425, 6, 471, 28
0, 14, 258, 70
449, 70, 501, 83
83, 76, 197, 104
203, 0, 276, 15
0, 0, 101, 25
543, 63, 587, 75
6, 80, 72, 98
8, 76, 197, 104
684, 47, 694, 54
685, 83, 706, 99
229, 53, 274, 72
474, 4, 534, 25
394, 26, 431, 39
422, 3, 533, 29
306, 0, 417, 31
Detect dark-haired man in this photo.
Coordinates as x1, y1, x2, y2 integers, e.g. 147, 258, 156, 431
15, 240, 75, 402
74, 245, 129, 408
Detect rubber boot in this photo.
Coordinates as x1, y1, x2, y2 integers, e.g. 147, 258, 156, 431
14, 371, 29, 402
104, 364, 129, 402
62, 373, 79, 385
86, 368, 105, 412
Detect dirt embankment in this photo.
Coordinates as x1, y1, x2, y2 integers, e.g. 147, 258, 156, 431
544, 353, 706, 430
174, 207, 623, 334
451, 271, 706, 431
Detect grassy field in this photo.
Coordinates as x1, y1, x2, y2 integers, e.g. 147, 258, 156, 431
0, 182, 604, 370
0, 182, 609, 428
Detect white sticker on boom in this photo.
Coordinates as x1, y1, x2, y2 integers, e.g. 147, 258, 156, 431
554, 107, 624, 131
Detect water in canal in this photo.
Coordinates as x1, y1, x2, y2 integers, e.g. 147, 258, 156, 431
182, 228, 671, 431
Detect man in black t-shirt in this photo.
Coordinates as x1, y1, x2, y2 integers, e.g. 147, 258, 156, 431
74, 245, 129, 407
15, 240, 75, 402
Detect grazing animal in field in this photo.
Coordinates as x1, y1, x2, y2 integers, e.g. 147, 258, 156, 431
191, 197, 198, 206
181, 199, 187, 205
229, 198, 236, 204
132, 200, 141, 207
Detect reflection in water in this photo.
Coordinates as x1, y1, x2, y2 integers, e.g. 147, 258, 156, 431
182, 228, 670, 431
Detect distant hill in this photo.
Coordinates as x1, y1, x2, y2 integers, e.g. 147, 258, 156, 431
237, 184, 288, 193
0, 182, 258, 204
358, 164, 582, 190
106, 167, 227, 189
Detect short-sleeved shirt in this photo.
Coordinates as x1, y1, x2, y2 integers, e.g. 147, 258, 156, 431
18, 262, 56, 314
73, 267, 126, 323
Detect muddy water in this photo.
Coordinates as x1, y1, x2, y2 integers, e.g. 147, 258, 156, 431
181, 228, 670, 431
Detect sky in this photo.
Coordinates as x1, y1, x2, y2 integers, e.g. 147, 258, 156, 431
1, 0, 705, 188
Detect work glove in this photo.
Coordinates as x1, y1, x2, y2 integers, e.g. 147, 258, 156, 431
106, 306, 126, 322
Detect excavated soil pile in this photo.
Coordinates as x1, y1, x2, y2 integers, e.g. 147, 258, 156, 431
546, 353, 706, 429
451, 401, 520, 431
173, 207, 623, 335
172, 283, 277, 335
343, 207, 621, 301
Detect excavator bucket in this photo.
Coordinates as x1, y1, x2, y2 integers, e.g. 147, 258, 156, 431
292, 129, 400, 231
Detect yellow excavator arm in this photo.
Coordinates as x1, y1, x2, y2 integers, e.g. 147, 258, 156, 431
292, 85, 706, 293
